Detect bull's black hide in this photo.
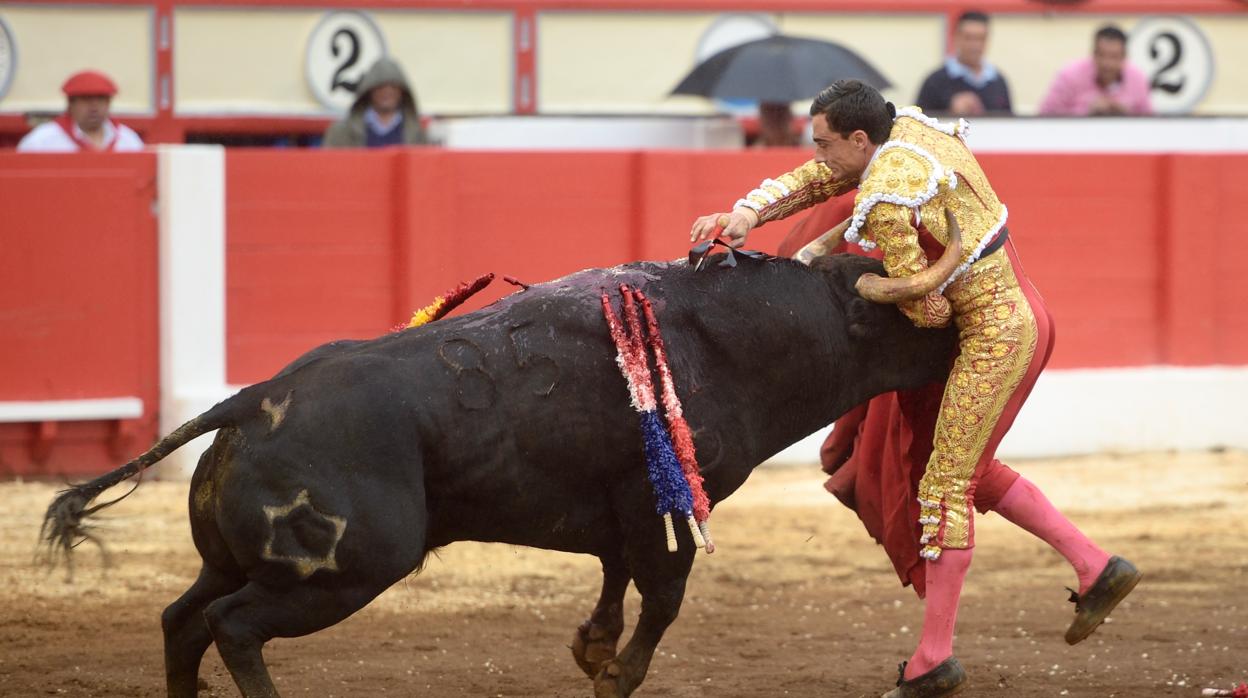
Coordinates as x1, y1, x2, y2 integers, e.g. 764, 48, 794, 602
43, 252, 955, 697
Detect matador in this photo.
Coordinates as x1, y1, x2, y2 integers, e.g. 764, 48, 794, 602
690, 80, 1141, 698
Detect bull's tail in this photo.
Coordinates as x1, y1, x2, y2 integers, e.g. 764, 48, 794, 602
39, 389, 256, 572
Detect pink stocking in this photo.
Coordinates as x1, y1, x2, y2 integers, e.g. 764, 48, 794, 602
906, 547, 972, 680
994, 476, 1110, 594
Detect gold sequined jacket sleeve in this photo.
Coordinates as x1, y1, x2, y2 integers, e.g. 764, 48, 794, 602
734, 160, 856, 225
865, 202, 953, 328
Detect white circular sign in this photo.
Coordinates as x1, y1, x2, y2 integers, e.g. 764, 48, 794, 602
305, 11, 387, 112
1129, 16, 1214, 115
0, 17, 17, 102
694, 14, 778, 114
695, 13, 777, 63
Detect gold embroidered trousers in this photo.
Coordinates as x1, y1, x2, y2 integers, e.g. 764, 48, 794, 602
916, 242, 1054, 560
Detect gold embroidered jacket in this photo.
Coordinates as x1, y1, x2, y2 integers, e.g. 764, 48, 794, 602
736, 108, 1008, 328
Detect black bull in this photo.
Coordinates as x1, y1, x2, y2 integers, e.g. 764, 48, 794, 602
42, 252, 956, 697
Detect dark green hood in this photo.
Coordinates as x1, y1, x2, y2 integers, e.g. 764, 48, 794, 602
350, 57, 419, 117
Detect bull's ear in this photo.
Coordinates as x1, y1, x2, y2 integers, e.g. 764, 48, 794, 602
846, 297, 877, 340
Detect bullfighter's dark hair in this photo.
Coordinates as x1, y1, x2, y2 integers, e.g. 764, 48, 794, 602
1094, 24, 1128, 47
957, 10, 990, 27
808, 79, 895, 145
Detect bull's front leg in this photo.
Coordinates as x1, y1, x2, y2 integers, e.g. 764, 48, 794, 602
572, 552, 630, 677
593, 537, 694, 697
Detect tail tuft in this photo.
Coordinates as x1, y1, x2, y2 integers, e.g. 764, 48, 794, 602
38, 482, 117, 577
33, 397, 244, 576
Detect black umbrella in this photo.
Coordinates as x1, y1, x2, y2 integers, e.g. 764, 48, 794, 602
671, 34, 891, 103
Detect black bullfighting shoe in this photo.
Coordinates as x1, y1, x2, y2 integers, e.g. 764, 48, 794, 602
881, 657, 967, 698
1065, 555, 1142, 645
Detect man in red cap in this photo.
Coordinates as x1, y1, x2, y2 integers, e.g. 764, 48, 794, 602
17, 70, 144, 152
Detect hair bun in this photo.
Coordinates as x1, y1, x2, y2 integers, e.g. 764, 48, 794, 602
885, 101, 897, 119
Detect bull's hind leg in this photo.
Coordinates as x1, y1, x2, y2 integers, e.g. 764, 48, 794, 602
572, 552, 630, 677
162, 565, 244, 697
203, 579, 392, 698
593, 538, 695, 697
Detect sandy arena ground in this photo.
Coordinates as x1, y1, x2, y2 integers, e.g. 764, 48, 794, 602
1, 450, 1245, 697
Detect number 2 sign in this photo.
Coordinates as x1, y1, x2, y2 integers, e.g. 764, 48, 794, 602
1129, 16, 1214, 115
306, 11, 388, 112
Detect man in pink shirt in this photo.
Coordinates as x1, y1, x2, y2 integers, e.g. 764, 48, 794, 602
1039, 25, 1154, 116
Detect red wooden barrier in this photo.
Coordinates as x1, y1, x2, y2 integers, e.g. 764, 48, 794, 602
0, 153, 160, 477
2, 148, 1246, 475
980, 153, 1167, 368
226, 150, 397, 382
395, 150, 642, 319
1163, 155, 1248, 366
225, 150, 646, 382
224, 149, 1248, 383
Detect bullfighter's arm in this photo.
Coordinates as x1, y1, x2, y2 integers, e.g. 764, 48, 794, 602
863, 202, 953, 329
734, 160, 856, 225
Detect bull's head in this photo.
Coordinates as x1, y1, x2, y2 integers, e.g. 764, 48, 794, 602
795, 213, 963, 399
794, 209, 963, 304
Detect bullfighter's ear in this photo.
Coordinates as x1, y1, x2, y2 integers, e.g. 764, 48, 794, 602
846, 297, 876, 340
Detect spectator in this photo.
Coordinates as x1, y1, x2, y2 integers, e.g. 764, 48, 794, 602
1038, 25, 1153, 116
323, 57, 427, 148
751, 102, 802, 148
915, 11, 1012, 116
17, 70, 144, 152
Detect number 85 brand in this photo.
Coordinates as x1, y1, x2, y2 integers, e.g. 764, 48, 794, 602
306, 11, 388, 112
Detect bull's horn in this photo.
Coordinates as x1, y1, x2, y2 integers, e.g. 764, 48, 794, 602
793, 217, 852, 265
855, 208, 963, 303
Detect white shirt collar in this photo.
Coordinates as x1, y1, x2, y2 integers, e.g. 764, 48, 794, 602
860, 142, 886, 182
944, 56, 999, 89
72, 119, 117, 148
364, 108, 403, 135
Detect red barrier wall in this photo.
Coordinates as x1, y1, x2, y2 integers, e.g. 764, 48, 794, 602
226, 150, 646, 381
0, 154, 160, 476
3, 149, 1246, 475
1163, 156, 1248, 365
981, 154, 1167, 367
227, 151, 398, 382
225, 149, 1248, 384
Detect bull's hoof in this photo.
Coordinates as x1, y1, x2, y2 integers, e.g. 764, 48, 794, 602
592, 661, 625, 698
572, 621, 622, 678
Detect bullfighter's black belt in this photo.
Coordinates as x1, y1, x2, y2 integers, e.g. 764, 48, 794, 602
974, 225, 1010, 262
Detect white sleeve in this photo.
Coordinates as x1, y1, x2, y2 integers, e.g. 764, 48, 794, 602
16, 123, 78, 152
115, 124, 146, 151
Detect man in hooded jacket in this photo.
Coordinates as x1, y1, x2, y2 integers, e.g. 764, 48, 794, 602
323, 57, 426, 148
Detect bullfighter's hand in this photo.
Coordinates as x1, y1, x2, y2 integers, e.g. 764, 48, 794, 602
690, 208, 759, 248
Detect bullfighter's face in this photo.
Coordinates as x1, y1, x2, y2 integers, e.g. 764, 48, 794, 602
812, 114, 872, 183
